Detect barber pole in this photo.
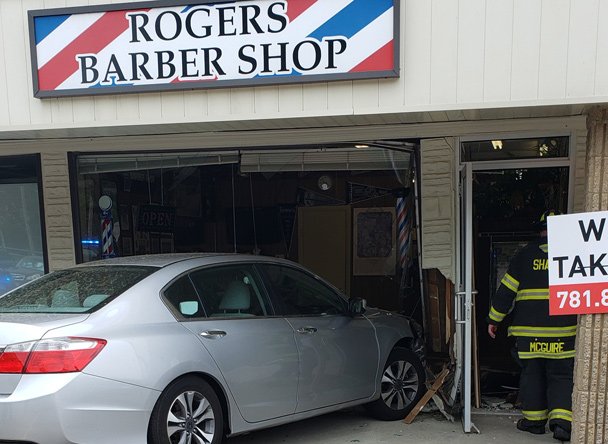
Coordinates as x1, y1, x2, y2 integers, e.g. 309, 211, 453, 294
101, 212, 115, 258
396, 195, 411, 271
99, 195, 116, 258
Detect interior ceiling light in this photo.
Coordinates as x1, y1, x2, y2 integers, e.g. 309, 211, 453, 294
355, 144, 369, 149
318, 175, 333, 191
539, 143, 549, 156
491, 140, 503, 150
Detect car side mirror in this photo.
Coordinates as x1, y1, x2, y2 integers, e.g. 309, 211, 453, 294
348, 297, 367, 316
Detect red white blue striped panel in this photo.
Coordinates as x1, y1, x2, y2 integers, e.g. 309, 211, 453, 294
30, 0, 398, 97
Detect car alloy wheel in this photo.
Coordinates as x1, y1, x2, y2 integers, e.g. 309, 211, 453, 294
381, 360, 419, 411
149, 376, 223, 444
365, 348, 425, 421
167, 390, 215, 444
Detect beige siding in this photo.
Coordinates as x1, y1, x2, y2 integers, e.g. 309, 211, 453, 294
41, 152, 75, 270
572, 128, 589, 213
0, 0, 607, 135
420, 138, 456, 282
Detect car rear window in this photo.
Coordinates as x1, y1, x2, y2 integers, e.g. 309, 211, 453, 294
0, 266, 156, 313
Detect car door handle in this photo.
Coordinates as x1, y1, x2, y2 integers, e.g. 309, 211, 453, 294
296, 327, 318, 335
200, 330, 227, 339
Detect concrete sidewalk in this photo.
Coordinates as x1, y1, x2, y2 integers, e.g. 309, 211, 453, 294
227, 408, 560, 444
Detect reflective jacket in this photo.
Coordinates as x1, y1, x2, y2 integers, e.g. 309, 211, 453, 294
488, 239, 577, 359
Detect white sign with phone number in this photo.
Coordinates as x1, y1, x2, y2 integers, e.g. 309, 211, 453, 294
547, 210, 608, 315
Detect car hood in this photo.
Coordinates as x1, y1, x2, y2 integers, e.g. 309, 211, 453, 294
0, 313, 90, 346
364, 307, 398, 318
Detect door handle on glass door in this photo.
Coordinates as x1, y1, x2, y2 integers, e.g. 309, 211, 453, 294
200, 330, 227, 339
296, 327, 317, 334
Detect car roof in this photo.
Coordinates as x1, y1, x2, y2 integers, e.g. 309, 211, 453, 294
73, 253, 295, 269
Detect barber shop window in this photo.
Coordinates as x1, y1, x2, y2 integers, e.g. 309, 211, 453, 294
461, 136, 569, 162
0, 155, 46, 296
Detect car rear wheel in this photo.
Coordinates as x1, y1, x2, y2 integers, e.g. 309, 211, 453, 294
366, 348, 425, 421
149, 376, 224, 444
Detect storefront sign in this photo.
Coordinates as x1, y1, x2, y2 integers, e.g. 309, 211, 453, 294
138, 205, 176, 233
28, 0, 399, 98
548, 211, 608, 315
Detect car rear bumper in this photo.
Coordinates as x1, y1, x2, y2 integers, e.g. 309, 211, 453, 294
0, 372, 160, 444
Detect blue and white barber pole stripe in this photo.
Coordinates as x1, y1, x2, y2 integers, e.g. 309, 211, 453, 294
396, 196, 412, 271
101, 209, 116, 258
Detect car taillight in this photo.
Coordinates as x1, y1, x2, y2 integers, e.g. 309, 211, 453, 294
0, 338, 106, 374
0, 342, 34, 373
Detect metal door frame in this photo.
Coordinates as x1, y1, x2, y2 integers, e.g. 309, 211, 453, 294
456, 162, 477, 433
455, 132, 576, 433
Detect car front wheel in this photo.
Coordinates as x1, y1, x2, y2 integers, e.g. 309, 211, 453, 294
366, 348, 425, 421
149, 376, 223, 444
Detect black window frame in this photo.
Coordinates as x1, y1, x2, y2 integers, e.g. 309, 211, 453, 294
0, 153, 48, 275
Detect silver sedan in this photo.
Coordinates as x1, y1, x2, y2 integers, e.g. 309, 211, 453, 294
0, 254, 425, 444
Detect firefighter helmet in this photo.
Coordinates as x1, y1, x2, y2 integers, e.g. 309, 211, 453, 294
537, 209, 562, 229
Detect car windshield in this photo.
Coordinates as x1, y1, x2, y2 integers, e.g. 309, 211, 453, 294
0, 266, 156, 313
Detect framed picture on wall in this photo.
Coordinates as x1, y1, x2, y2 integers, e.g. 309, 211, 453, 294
353, 207, 396, 276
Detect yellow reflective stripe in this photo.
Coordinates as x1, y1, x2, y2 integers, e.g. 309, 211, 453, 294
501, 273, 519, 293
516, 288, 549, 301
508, 325, 577, 337
540, 244, 548, 253
518, 350, 576, 359
522, 410, 548, 420
549, 409, 572, 421
489, 306, 507, 323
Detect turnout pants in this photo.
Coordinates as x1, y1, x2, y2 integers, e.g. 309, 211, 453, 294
519, 357, 574, 432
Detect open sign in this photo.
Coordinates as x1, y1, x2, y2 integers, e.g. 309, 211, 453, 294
138, 205, 176, 233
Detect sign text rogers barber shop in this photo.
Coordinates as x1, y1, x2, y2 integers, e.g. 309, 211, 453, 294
28, 0, 399, 98
548, 211, 608, 315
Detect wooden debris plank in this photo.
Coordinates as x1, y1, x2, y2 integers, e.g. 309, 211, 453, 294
403, 368, 450, 424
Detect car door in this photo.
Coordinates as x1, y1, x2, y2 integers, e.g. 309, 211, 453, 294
258, 263, 379, 413
163, 264, 299, 423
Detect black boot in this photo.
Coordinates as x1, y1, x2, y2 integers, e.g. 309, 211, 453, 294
517, 418, 546, 435
552, 425, 571, 441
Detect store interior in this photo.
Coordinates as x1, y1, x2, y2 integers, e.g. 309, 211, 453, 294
75, 145, 421, 313
73, 136, 572, 412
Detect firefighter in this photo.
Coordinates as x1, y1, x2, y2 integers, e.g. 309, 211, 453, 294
487, 209, 576, 442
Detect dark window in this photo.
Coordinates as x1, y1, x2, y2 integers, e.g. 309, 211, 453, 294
189, 264, 272, 318
261, 264, 347, 316
0, 154, 46, 296
163, 275, 205, 319
0, 266, 155, 313
461, 137, 569, 162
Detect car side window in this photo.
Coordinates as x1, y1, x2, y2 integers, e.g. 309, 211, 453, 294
189, 264, 272, 318
163, 275, 205, 319
261, 265, 347, 316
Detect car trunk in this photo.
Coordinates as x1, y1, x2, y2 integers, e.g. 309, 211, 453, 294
0, 313, 89, 395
